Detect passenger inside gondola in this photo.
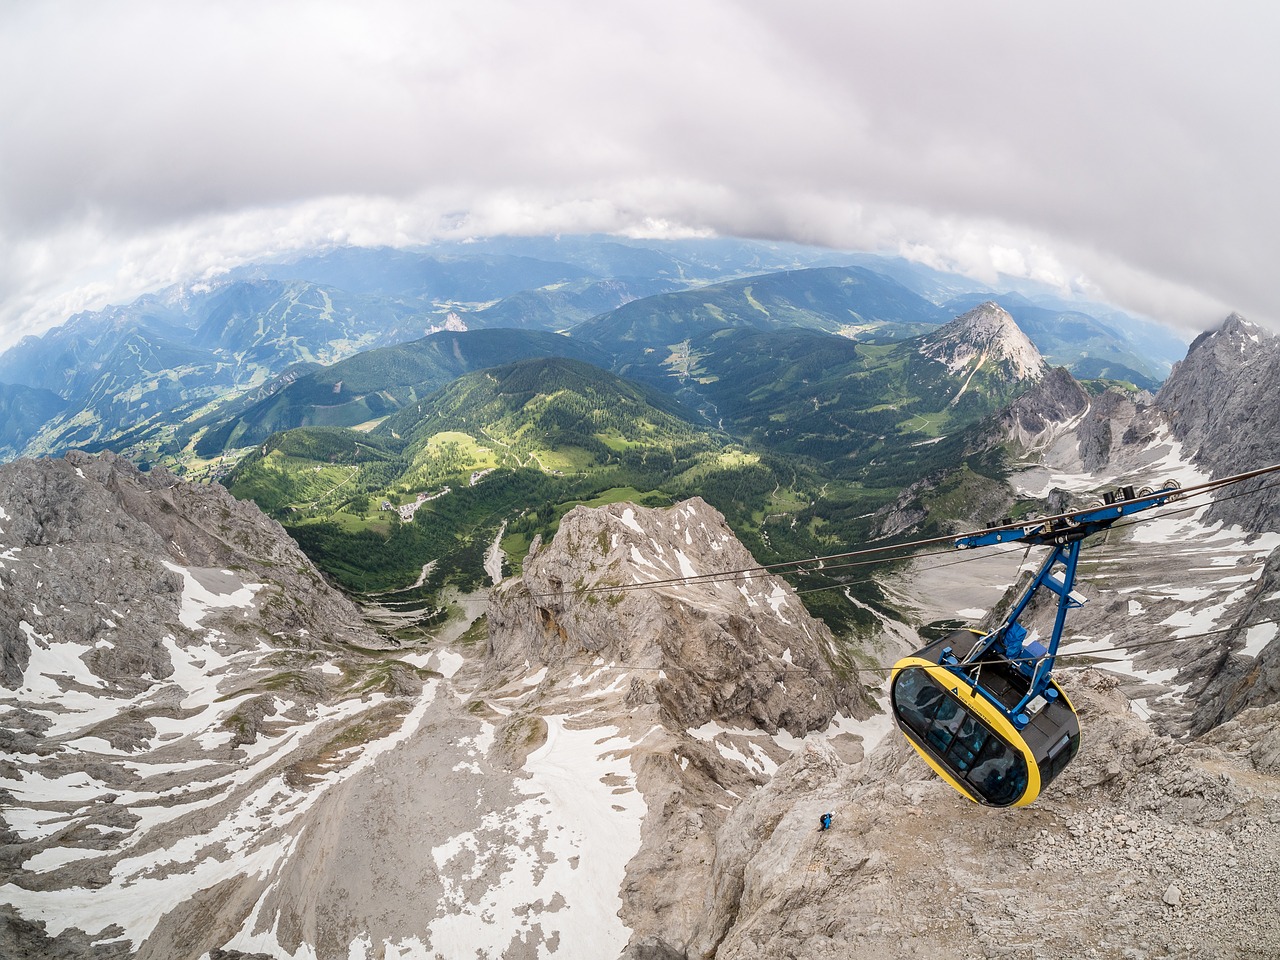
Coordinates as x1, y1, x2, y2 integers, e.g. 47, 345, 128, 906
892, 666, 1031, 806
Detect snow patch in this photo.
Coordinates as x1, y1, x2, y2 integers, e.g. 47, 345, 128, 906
674, 548, 698, 580
426, 717, 644, 959
162, 562, 260, 631
765, 583, 791, 624
1242, 623, 1279, 658
618, 508, 645, 534
629, 545, 656, 569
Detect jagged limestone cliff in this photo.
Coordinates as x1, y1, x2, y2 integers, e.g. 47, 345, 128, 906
1157, 314, 1280, 533
487, 498, 872, 736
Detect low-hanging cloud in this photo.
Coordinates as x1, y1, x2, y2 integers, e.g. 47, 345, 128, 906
1, 0, 1274, 348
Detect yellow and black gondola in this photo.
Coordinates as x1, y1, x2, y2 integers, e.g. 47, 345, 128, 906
888, 481, 1183, 807
891, 631, 1079, 807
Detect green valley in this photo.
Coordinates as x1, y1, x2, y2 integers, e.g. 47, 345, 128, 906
225, 308, 1046, 640
0, 238, 1186, 642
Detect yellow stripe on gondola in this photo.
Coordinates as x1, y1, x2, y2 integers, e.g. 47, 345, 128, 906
890, 655, 1042, 808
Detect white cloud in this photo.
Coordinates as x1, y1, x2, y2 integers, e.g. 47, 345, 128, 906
0, 0, 1274, 349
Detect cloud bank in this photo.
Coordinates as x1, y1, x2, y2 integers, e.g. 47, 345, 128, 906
1, 0, 1275, 347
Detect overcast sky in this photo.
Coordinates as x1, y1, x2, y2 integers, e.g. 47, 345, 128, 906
2, 0, 1276, 349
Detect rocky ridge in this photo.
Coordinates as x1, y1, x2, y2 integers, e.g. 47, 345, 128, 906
1155, 314, 1280, 533
702, 674, 1280, 960
481, 498, 885, 956
998, 315, 1280, 744
990, 364, 1091, 452
487, 499, 873, 737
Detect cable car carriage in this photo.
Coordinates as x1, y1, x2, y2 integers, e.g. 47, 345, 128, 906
890, 481, 1181, 807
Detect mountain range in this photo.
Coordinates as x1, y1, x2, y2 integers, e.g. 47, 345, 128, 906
4, 301, 1280, 957
214, 301, 1074, 640
0, 238, 1186, 467
12, 225, 1280, 960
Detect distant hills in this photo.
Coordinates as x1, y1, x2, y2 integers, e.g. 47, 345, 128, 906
221, 302, 1072, 633
0, 235, 1198, 629
0, 383, 66, 459
374, 356, 711, 461
573, 265, 951, 353
194, 329, 611, 456
0, 236, 1187, 465
0, 277, 444, 457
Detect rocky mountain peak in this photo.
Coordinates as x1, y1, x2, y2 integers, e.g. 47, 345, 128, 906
486, 497, 872, 736
1156, 312, 1280, 531
1217, 310, 1265, 340
920, 301, 1047, 383
994, 364, 1090, 450
0, 450, 382, 694
1184, 311, 1270, 359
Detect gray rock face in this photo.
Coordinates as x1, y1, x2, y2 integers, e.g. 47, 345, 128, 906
992, 365, 1089, 451
479, 498, 884, 958
0, 450, 374, 681
487, 498, 872, 737
1156, 313, 1280, 532
1074, 385, 1161, 471
1186, 547, 1280, 735
867, 469, 1012, 541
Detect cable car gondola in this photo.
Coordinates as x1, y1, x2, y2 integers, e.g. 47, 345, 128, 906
891, 629, 1079, 807
890, 480, 1181, 807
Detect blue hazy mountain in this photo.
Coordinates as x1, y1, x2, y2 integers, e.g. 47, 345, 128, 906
572, 265, 951, 359
229, 247, 595, 300
0, 382, 68, 458
0, 236, 1188, 466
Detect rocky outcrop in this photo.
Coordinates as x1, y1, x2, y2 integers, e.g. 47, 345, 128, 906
0, 450, 375, 671
1074, 385, 1160, 471
487, 498, 873, 737
1200, 701, 1280, 775
479, 498, 883, 959
1186, 547, 1280, 736
1156, 313, 1280, 532
867, 468, 1013, 541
